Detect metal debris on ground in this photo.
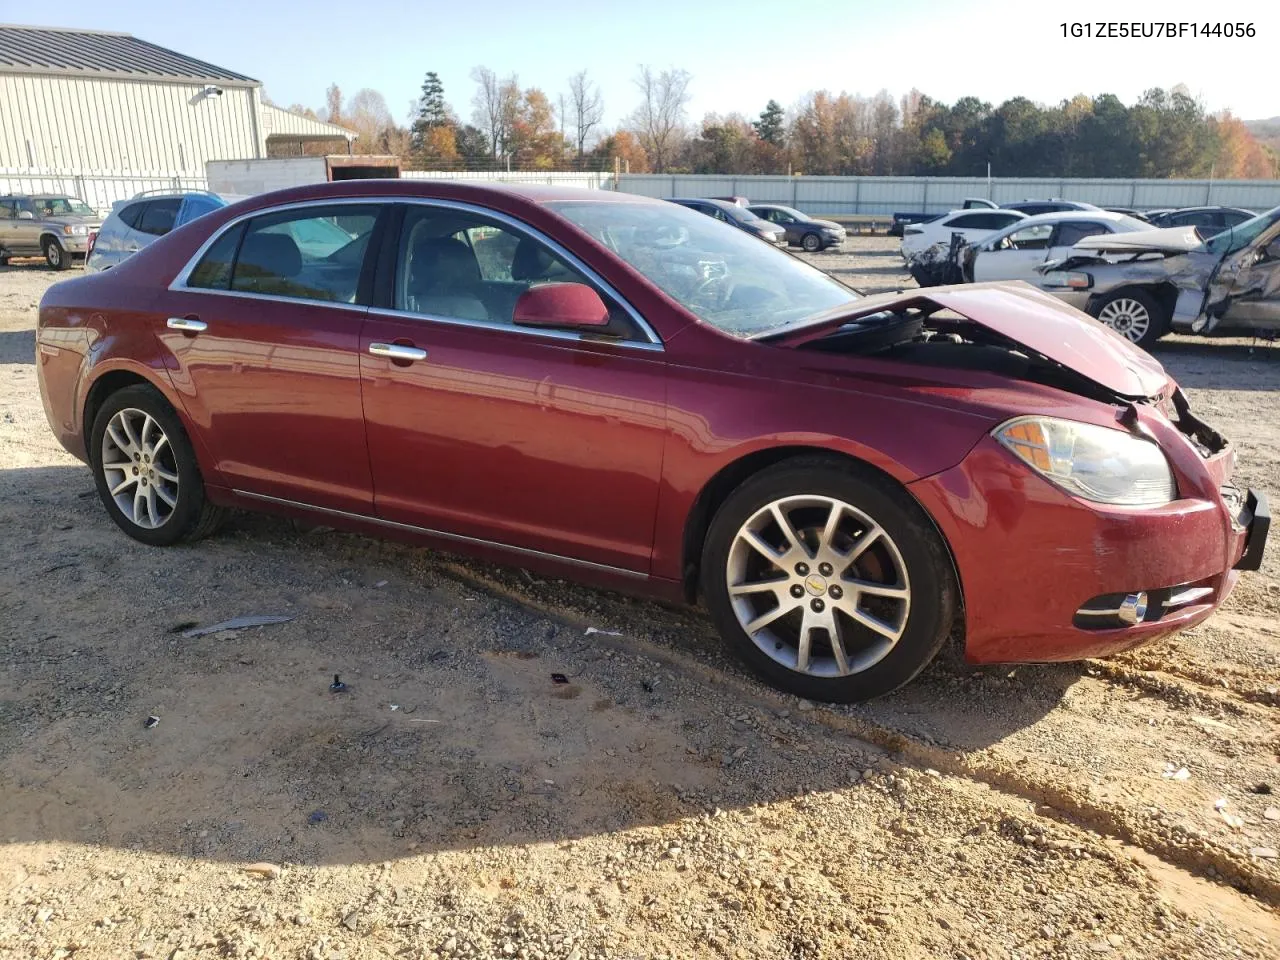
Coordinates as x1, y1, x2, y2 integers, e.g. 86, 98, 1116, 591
550, 673, 569, 685
181, 615, 294, 638
144, 715, 160, 729
307, 810, 328, 825
329, 674, 347, 693
1161, 764, 1191, 781
373, 580, 388, 588
584, 627, 622, 637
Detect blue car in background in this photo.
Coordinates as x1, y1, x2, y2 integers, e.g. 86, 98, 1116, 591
85, 190, 235, 273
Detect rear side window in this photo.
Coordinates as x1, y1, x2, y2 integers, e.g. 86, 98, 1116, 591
117, 201, 147, 230
136, 198, 181, 236
1053, 221, 1109, 247
177, 195, 222, 226
187, 223, 244, 290
229, 205, 378, 303
945, 213, 986, 229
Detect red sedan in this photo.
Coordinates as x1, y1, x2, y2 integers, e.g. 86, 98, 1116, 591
36, 181, 1269, 702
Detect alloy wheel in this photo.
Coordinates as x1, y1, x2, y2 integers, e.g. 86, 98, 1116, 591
725, 495, 911, 678
99, 407, 180, 529
1097, 297, 1151, 343
45, 242, 62, 268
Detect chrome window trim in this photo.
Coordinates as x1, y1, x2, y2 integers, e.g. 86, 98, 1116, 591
366, 305, 663, 352
167, 195, 663, 349
233, 489, 649, 580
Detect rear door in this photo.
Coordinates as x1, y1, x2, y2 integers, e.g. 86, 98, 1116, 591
94, 200, 148, 268
1045, 220, 1112, 264
160, 202, 383, 513
0, 199, 17, 252
359, 202, 667, 573
13, 198, 40, 252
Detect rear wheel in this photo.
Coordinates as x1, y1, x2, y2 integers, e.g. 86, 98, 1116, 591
43, 238, 69, 270
90, 384, 225, 546
1092, 289, 1167, 350
701, 458, 958, 702
801, 232, 822, 253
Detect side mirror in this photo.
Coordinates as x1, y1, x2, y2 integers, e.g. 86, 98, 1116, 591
512, 282, 610, 330
17, 211, 34, 220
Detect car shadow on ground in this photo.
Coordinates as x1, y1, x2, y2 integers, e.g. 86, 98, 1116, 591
0, 327, 35, 364
0, 464, 1082, 867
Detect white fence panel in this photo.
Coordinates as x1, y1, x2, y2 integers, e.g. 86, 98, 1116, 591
616, 174, 1280, 217
403, 170, 612, 190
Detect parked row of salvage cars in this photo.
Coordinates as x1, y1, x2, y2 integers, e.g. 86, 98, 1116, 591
903, 202, 1280, 348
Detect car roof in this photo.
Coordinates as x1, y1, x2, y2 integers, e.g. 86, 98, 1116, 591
940, 208, 1026, 219
1161, 205, 1254, 215
231, 180, 665, 210
670, 196, 738, 210
1003, 209, 1133, 225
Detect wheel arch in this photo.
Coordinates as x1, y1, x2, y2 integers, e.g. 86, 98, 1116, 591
679, 445, 964, 609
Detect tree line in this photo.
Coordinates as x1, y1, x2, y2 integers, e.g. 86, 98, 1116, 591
276, 69, 1276, 179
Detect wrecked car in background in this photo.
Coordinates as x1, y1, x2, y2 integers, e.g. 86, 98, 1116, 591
1040, 205, 1280, 348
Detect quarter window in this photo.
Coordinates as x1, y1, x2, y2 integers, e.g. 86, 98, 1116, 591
187, 223, 244, 290
136, 198, 181, 236
0, 200, 14, 219
1053, 221, 1109, 248
229, 206, 377, 303
117, 201, 146, 230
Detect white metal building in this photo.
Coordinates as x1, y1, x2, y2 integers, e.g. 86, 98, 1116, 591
0, 23, 354, 176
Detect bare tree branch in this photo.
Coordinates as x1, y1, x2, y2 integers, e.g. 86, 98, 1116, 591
567, 70, 605, 162
631, 66, 691, 173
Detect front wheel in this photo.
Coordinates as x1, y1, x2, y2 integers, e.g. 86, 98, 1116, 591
43, 238, 69, 270
1092, 289, 1167, 350
90, 384, 225, 546
701, 459, 958, 702
801, 232, 822, 253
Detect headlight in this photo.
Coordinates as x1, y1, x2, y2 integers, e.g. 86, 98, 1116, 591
63, 224, 89, 236
1044, 271, 1091, 289
994, 416, 1175, 506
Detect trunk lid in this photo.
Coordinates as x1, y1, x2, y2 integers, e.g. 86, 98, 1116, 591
756, 281, 1170, 398
1072, 225, 1204, 256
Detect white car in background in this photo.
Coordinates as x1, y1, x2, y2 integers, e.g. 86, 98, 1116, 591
965, 210, 1152, 287
901, 208, 1027, 258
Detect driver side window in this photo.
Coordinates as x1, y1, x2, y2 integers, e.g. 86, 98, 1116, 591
394, 207, 640, 337
1004, 223, 1053, 250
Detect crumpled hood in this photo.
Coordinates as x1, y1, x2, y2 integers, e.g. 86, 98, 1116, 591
758, 281, 1170, 398
1072, 225, 1204, 255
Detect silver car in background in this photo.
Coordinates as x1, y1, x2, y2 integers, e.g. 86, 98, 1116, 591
86, 190, 230, 273
0, 194, 102, 269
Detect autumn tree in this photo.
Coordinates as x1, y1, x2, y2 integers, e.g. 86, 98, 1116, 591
753, 100, 785, 146
411, 72, 458, 165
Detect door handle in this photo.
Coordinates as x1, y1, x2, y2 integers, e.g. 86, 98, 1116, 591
166, 317, 207, 332
369, 342, 428, 361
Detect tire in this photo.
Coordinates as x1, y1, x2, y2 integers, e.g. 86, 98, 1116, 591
43, 238, 69, 270
801, 232, 822, 253
1091, 289, 1167, 350
89, 383, 225, 546
701, 457, 958, 703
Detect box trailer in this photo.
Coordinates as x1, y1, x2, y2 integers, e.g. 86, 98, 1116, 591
206, 155, 400, 196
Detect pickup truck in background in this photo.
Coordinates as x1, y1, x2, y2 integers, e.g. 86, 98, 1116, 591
889, 197, 997, 236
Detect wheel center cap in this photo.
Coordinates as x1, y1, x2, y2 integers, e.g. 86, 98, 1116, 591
803, 574, 827, 597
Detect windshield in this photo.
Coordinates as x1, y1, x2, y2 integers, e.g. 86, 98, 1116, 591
549, 200, 857, 336
36, 197, 95, 217
1204, 205, 1280, 256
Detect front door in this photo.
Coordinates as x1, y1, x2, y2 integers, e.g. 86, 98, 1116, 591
1215, 223, 1280, 328
159, 203, 383, 513
360, 203, 667, 573
973, 222, 1053, 282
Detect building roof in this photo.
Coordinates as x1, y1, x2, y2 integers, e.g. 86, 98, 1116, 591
0, 24, 258, 86
261, 104, 356, 143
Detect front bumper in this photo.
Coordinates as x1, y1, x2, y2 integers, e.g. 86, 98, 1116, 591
909, 415, 1268, 664
59, 235, 92, 253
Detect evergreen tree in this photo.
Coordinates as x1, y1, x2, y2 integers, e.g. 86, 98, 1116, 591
753, 100, 786, 146
411, 72, 452, 156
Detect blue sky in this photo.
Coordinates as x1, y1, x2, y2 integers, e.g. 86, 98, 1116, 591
17, 0, 1279, 125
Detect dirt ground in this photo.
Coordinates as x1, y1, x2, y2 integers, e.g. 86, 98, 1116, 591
1, 240, 1278, 960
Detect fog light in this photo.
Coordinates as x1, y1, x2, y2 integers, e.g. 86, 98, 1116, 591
1117, 592, 1148, 626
